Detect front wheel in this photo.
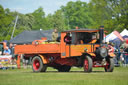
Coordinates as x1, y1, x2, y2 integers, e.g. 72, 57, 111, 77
32, 56, 47, 72
104, 58, 114, 72
83, 55, 93, 72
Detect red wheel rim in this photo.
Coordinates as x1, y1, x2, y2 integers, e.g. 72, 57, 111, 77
33, 59, 40, 70
84, 59, 88, 70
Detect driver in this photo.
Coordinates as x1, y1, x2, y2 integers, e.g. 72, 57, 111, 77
64, 33, 72, 44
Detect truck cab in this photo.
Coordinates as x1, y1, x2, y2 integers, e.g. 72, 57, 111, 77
60, 29, 101, 58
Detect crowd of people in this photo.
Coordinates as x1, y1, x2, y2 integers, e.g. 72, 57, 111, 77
119, 40, 128, 65
0, 42, 17, 69
0, 42, 14, 56
106, 40, 128, 66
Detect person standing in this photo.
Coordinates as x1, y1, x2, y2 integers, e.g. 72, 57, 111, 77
3, 47, 11, 55
120, 40, 128, 65
124, 40, 128, 64
0, 44, 3, 55
9, 43, 14, 55
52, 29, 58, 42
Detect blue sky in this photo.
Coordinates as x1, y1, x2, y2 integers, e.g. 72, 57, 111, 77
0, 0, 90, 15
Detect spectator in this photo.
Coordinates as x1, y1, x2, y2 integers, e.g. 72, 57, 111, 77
3, 47, 11, 55
0, 44, 3, 55
108, 43, 115, 53
64, 33, 72, 44
124, 40, 128, 64
52, 29, 58, 42
9, 43, 14, 55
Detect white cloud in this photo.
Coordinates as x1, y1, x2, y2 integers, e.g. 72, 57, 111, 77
10, 7, 28, 12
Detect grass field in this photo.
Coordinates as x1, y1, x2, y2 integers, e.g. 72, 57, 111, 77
0, 67, 128, 85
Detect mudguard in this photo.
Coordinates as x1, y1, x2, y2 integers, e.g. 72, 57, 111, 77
39, 55, 49, 64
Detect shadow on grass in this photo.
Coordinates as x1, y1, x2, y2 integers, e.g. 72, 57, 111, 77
24, 70, 105, 74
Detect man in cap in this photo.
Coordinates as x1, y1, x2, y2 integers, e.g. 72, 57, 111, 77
52, 29, 58, 42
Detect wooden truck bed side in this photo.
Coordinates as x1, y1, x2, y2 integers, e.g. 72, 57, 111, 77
65, 44, 100, 57
14, 43, 61, 55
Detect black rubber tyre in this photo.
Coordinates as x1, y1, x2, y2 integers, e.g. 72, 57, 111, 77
32, 56, 47, 72
104, 58, 114, 72
83, 55, 93, 72
58, 65, 71, 72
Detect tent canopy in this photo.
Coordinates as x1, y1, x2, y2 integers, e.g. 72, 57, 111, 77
10, 29, 54, 44
108, 29, 128, 49
120, 29, 128, 37
104, 31, 123, 42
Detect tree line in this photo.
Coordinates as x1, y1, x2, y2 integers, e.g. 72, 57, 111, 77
0, 0, 128, 41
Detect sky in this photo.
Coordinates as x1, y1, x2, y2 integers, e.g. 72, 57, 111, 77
0, 0, 90, 15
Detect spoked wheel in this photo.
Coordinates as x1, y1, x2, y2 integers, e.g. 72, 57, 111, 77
58, 65, 71, 72
83, 56, 93, 72
32, 56, 47, 72
104, 58, 114, 72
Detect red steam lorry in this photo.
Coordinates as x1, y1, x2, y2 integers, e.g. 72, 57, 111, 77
14, 26, 115, 72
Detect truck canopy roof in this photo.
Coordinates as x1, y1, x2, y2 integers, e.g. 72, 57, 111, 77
62, 29, 99, 33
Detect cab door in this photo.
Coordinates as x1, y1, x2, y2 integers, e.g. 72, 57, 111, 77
60, 32, 67, 58
61, 32, 75, 58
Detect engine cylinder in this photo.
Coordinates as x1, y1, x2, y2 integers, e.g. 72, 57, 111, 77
95, 47, 108, 59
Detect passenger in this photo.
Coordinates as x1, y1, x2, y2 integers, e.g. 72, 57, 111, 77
0, 44, 3, 55
90, 34, 97, 43
75, 33, 84, 44
64, 33, 72, 44
52, 29, 58, 42
3, 47, 11, 55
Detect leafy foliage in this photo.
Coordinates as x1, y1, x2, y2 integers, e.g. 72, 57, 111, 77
0, 0, 128, 41
89, 0, 128, 33
32, 7, 46, 30
61, 1, 93, 29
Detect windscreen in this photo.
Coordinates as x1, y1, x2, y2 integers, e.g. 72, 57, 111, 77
71, 32, 99, 44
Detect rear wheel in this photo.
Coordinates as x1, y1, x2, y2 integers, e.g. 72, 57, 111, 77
58, 65, 71, 72
104, 58, 114, 72
32, 56, 47, 72
83, 55, 93, 72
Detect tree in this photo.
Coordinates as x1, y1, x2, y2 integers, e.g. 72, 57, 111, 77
89, 0, 128, 33
52, 10, 67, 31
45, 14, 54, 29
61, 0, 93, 29
115, 0, 128, 31
88, 0, 113, 30
24, 13, 35, 30
0, 5, 14, 41
32, 7, 47, 30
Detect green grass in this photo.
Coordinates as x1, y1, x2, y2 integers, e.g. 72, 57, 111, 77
0, 67, 128, 85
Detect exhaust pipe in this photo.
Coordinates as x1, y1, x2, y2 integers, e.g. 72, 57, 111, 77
99, 26, 104, 44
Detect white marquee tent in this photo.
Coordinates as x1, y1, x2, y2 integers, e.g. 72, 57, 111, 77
120, 29, 128, 37
104, 31, 123, 42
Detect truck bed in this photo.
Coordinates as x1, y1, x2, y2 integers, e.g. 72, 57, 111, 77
14, 43, 61, 54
